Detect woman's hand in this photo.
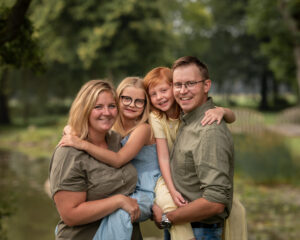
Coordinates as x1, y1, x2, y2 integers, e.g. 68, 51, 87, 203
59, 134, 86, 150
119, 195, 140, 223
201, 107, 225, 126
171, 190, 187, 207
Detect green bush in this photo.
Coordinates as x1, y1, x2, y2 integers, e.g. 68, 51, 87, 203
234, 133, 299, 185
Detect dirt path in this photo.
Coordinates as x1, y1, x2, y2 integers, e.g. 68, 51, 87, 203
267, 124, 300, 136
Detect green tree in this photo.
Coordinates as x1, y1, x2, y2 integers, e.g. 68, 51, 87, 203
31, 0, 174, 89
174, 0, 272, 108
2, 0, 175, 124
0, 0, 44, 124
247, 0, 300, 103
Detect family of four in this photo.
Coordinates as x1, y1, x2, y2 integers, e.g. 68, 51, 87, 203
49, 56, 247, 240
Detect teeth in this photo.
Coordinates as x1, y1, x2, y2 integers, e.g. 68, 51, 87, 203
159, 100, 167, 105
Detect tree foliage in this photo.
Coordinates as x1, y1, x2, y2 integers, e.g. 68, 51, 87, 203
32, 0, 174, 81
0, 0, 43, 71
0, 0, 44, 124
247, 0, 300, 100
1, 0, 300, 125
175, 0, 267, 94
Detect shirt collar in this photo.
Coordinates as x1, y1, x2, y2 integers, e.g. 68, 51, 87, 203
181, 97, 214, 125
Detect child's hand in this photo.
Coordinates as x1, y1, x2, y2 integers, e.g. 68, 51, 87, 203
201, 107, 225, 126
63, 125, 72, 135
171, 190, 187, 207
59, 134, 85, 150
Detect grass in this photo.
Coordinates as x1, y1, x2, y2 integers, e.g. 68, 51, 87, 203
286, 137, 300, 166
235, 177, 300, 240
0, 115, 67, 159
260, 111, 278, 125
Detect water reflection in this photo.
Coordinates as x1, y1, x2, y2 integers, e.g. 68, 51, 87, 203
0, 151, 58, 240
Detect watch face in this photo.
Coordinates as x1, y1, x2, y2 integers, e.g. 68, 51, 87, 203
161, 214, 172, 229
162, 221, 172, 229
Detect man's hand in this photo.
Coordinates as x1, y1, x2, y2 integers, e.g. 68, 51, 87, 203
152, 204, 164, 229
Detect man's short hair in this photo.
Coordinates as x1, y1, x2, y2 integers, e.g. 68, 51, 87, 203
172, 56, 210, 80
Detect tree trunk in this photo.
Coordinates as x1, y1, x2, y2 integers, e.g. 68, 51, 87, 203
272, 77, 279, 104
259, 70, 269, 110
0, 68, 11, 124
294, 45, 300, 104
22, 70, 30, 126
278, 0, 300, 104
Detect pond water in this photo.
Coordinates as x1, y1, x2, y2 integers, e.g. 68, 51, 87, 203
0, 150, 163, 240
0, 151, 58, 240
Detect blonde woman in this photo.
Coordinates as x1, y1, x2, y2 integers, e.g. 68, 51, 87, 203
50, 80, 141, 240
60, 77, 161, 240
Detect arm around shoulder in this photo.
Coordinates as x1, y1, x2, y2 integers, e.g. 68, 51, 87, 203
222, 107, 236, 123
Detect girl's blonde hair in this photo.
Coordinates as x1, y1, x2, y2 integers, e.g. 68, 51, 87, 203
113, 77, 150, 137
143, 67, 180, 119
68, 80, 117, 139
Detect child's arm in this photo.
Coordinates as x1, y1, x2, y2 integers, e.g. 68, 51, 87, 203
59, 123, 151, 168
156, 138, 187, 207
201, 107, 236, 126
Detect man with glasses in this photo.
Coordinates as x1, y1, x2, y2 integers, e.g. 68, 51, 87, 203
153, 56, 234, 239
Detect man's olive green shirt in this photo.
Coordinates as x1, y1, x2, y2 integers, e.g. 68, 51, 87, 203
170, 98, 234, 224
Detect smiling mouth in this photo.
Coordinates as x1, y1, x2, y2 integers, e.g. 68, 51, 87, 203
180, 97, 192, 101
124, 108, 136, 113
98, 118, 113, 121
158, 100, 168, 106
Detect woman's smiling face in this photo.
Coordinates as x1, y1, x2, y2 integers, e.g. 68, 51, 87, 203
88, 91, 118, 134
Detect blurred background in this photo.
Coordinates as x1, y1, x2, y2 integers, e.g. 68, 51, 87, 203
0, 0, 300, 239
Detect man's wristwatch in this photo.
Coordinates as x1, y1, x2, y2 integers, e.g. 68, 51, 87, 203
160, 213, 172, 229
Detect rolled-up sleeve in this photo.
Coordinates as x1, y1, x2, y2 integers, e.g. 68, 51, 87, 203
194, 127, 233, 209
50, 147, 87, 198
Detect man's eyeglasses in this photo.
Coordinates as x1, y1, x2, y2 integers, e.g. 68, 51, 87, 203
120, 96, 146, 108
173, 79, 207, 91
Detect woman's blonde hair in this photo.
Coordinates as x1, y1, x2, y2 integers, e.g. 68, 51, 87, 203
113, 77, 150, 137
143, 67, 180, 119
68, 80, 117, 139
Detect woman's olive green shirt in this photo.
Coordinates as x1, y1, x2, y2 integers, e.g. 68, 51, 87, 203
49, 130, 138, 240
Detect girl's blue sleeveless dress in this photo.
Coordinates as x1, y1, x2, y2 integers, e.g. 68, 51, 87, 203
93, 135, 161, 240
